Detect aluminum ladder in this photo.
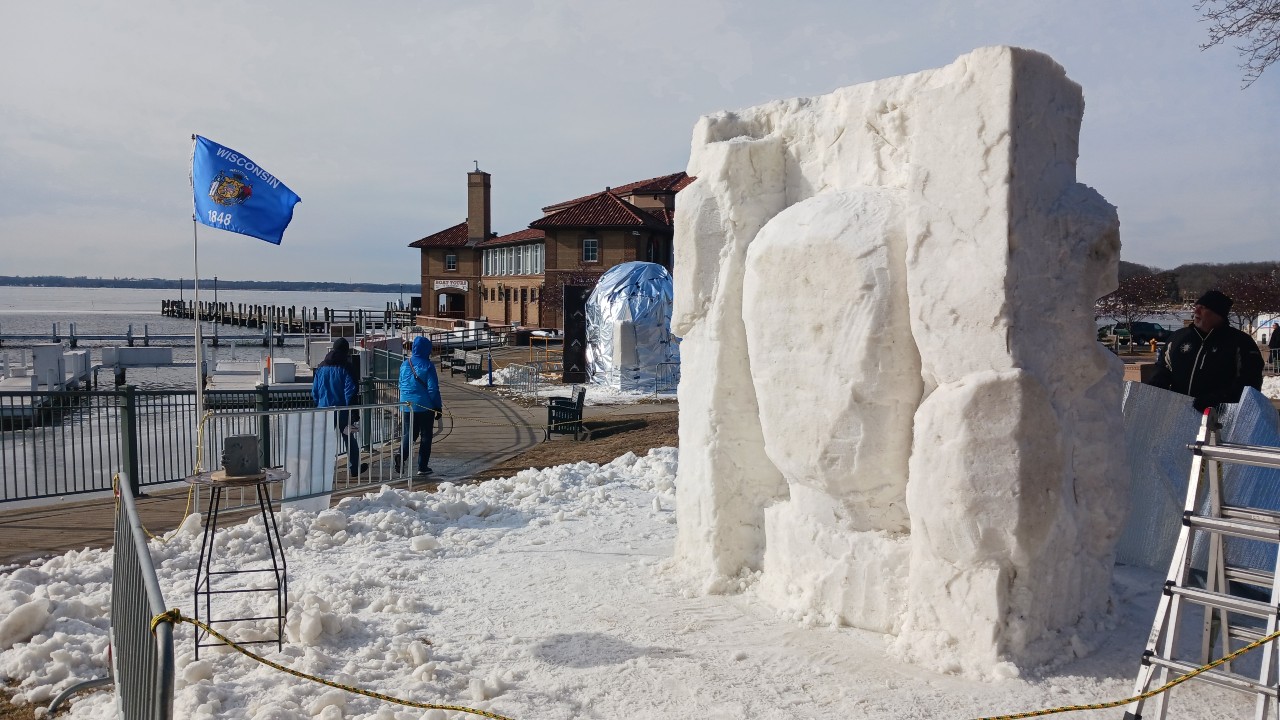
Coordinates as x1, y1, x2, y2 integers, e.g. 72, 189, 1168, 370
1126, 408, 1280, 719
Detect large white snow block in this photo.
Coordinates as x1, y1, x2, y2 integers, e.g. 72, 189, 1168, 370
673, 45, 1126, 676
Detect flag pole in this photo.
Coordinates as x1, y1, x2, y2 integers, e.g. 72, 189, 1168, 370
193, 217, 205, 470
190, 135, 206, 474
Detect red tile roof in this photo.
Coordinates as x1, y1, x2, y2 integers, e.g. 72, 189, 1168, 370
641, 207, 675, 226
530, 192, 672, 230
408, 222, 469, 248
476, 228, 545, 248
541, 171, 691, 213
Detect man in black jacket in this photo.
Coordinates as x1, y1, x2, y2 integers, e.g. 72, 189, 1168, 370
1145, 290, 1264, 411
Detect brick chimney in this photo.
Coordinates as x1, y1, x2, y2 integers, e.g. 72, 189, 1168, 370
467, 168, 491, 243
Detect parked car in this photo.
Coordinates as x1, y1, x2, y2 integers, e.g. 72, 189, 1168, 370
1097, 324, 1131, 342
1099, 321, 1171, 344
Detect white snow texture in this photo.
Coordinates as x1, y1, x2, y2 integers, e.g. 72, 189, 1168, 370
672, 46, 1130, 676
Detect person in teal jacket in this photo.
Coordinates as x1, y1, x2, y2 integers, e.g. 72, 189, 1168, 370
397, 336, 442, 477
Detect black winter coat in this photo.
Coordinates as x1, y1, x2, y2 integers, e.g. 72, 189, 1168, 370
1146, 324, 1264, 410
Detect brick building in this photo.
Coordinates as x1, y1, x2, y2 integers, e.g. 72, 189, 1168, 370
409, 169, 691, 330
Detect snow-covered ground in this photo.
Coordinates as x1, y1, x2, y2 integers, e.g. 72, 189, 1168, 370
0, 449, 1254, 719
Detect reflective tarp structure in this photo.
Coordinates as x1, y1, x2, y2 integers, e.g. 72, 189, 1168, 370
585, 261, 680, 390
1117, 382, 1280, 572
1116, 382, 1202, 570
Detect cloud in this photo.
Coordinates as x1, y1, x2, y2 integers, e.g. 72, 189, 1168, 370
0, 0, 1275, 281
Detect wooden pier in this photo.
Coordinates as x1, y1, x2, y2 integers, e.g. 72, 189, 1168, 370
0, 301, 419, 348
160, 300, 416, 335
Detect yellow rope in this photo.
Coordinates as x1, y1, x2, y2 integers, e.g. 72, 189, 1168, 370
151, 609, 515, 720
149, 611, 1278, 720
973, 627, 1280, 719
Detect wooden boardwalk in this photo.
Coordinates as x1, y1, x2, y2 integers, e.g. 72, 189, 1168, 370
0, 374, 546, 566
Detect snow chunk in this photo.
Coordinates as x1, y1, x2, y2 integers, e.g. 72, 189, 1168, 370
0, 599, 52, 649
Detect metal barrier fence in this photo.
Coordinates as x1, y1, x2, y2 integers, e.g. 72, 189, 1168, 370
501, 361, 563, 396
111, 476, 175, 719
0, 386, 312, 504
190, 398, 420, 513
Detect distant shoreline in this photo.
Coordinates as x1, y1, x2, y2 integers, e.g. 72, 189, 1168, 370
0, 275, 416, 294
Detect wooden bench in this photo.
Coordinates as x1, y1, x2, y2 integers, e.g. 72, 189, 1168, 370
546, 387, 586, 441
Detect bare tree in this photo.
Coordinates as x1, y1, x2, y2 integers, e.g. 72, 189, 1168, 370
1096, 273, 1172, 352
1197, 0, 1280, 87
1220, 272, 1280, 330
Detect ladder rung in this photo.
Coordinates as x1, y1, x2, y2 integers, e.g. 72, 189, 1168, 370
1186, 514, 1280, 542
1191, 442, 1280, 470
1146, 656, 1280, 698
1224, 566, 1275, 589
1168, 585, 1276, 618
1227, 623, 1268, 643
1223, 505, 1280, 525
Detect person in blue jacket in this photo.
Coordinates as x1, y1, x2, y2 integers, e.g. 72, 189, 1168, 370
397, 336, 442, 478
311, 337, 366, 478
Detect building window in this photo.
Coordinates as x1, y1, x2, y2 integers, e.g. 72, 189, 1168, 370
483, 250, 492, 276
445, 253, 457, 271
514, 246, 523, 275
582, 238, 599, 263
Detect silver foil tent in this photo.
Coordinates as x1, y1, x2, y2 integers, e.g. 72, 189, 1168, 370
585, 261, 680, 390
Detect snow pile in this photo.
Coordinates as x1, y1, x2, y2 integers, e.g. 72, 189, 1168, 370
1263, 375, 1280, 400
0, 449, 1252, 719
466, 364, 526, 386
672, 46, 1128, 676
0, 450, 677, 718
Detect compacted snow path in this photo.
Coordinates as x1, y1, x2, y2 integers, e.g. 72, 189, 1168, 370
0, 448, 1253, 719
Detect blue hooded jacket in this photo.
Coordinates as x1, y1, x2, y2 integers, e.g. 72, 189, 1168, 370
399, 336, 441, 413
311, 337, 359, 408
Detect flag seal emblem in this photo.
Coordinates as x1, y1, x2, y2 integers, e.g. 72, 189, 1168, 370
209, 170, 253, 206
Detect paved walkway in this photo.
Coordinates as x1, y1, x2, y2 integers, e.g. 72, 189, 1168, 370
0, 373, 672, 567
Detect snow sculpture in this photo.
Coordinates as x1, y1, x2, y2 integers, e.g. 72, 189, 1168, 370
585, 261, 680, 390
672, 46, 1129, 676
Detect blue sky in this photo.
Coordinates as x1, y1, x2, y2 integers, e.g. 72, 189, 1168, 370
1, 0, 1275, 282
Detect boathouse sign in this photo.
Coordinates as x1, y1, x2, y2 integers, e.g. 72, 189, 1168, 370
433, 280, 469, 291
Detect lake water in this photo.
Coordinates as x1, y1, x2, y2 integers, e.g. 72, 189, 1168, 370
0, 286, 407, 389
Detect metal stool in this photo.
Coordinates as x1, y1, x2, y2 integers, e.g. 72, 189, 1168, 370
186, 459, 290, 659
